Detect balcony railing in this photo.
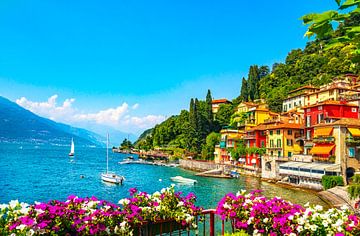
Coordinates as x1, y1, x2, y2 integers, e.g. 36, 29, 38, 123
313, 136, 335, 143
243, 134, 256, 139
133, 209, 234, 236
312, 156, 335, 163
346, 138, 360, 146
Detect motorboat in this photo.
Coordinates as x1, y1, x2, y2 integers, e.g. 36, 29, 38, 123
170, 176, 197, 184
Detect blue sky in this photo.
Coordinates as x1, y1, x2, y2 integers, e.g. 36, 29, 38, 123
0, 0, 336, 136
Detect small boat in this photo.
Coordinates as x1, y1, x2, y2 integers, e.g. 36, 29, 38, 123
101, 134, 125, 184
230, 170, 240, 178
170, 176, 197, 184
69, 138, 75, 156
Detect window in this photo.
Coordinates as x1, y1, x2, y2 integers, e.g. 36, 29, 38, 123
278, 151, 281, 157
288, 152, 292, 157
283, 105, 287, 111
349, 147, 355, 157
352, 108, 357, 113
287, 130, 292, 135
318, 106, 322, 111
270, 130, 273, 135
270, 140, 274, 148
270, 151, 273, 156
289, 104, 292, 109
299, 101, 302, 106
277, 139, 281, 148
276, 129, 280, 135
306, 116, 311, 127
294, 102, 297, 107
260, 131, 265, 136
287, 139, 293, 146
307, 108, 311, 112
261, 141, 265, 148
317, 114, 324, 124
306, 130, 311, 140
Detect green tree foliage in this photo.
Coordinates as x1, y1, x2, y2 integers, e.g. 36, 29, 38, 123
348, 174, 360, 199
135, 91, 218, 158
120, 138, 133, 150
302, 0, 360, 63
239, 77, 249, 102
321, 175, 344, 190
201, 132, 221, 160
214, 103, 235, 129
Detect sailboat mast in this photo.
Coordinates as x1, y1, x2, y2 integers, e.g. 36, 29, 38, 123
106, 134, 109, 174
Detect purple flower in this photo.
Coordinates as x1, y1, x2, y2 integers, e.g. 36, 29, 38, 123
129, 188, 137, 196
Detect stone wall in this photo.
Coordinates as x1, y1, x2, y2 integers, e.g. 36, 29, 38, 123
179, 159, 220, 172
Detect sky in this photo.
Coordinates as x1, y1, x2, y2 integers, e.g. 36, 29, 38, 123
0, 0, 337, 136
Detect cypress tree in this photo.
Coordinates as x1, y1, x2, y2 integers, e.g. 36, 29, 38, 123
248, 65, 260, 101
240, 77, 249, 102
205, 89, 213, 131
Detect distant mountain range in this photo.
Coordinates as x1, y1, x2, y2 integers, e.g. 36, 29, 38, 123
0, 96, 105, 147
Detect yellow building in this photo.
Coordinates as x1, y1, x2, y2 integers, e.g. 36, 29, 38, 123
304, 79, 358, 106
214, 128, 242, 163
266, 123, 304, 159
211, 99, 231, 114
235, 101, 279, 133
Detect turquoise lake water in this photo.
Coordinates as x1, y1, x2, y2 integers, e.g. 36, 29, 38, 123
0, 144, 328, 208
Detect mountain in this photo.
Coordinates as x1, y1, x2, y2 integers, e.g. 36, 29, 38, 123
0, 96, 104, 147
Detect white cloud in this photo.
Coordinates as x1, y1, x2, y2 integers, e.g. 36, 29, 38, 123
132, 103, 139, 110
16, 95, 165, 133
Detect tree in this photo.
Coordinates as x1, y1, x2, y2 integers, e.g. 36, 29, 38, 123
302, 0, 360, 64
201, 132, 221, 160
247, 65, 260, 101
120, 138, 133, 150
239, 77, 249, 102
348, 174, 360, 200
214, 103, 235, 128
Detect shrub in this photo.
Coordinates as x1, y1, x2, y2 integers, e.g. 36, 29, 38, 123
322, 175, 344, 190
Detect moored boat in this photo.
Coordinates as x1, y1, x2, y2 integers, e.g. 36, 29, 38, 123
170, 176, 197, 184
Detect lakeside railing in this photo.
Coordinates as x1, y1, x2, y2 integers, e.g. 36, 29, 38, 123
133, 209, 232, 236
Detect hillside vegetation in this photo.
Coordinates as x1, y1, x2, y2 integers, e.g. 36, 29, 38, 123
135, 0, 360, 159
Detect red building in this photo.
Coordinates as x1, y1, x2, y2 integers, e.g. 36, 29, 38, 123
304, 100, 359, 155
243, 124, 267, 167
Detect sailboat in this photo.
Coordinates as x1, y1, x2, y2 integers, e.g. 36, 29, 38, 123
101, 134, 124, 184
69, 138, 75, 156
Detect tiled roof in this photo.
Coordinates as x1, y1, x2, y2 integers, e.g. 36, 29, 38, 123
288, 85, 318, 95
303, 100, 358, 108
315, 118, 360, 128
266, 123, 304, 130
212, 99, 231, 104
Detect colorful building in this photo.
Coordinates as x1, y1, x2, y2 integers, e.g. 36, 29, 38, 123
211, 99, 232, 114
235, 101, 279, 133
303, 100, 359, 154
282, 85, 318, 112
214, 128, 242, 164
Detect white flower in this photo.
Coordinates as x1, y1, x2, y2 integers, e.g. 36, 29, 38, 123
223, 203, 231, 209
120, 221, 127, 228
304, 202, 310, 207
9, 200, 19, 209
263, 218, 269, 223
247, 217, 254, 224
310, 224, 317, 231
314, 205, 323, 211
16, 224, 26, 231
289, 233, 297, 236
297, 226, 303, 232
26, 229, 35, 236
288, 215, 294, 220
153, 191, 161, 197
340, 205, 348, 211
118, 199, 130, 205
177, 201, 184, 207
160, 188, 166, 194
0, 204, 8, 211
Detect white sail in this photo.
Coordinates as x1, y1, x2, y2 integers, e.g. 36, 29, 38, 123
69, 138, 75, 156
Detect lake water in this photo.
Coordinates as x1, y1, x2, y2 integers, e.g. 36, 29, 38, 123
0, 144, 328, 209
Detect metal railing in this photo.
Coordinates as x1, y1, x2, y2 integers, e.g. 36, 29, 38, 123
133, 209, 233, 236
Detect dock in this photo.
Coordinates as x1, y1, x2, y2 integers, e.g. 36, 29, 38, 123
196, 168, 232, 179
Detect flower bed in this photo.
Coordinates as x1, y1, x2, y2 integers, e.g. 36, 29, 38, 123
0, 185, 202, 235
216, 190, 360, 235
2, 187, 360, 235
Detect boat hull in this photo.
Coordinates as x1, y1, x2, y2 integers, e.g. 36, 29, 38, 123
170, 176, 197, 184
101, 173, 123, 184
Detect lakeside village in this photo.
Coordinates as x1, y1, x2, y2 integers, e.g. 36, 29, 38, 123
118, 74, 360, 194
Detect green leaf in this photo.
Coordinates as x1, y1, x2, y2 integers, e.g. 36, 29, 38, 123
339, 0, 360, 9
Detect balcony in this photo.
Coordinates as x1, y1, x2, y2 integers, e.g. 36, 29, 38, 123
346, 138, 360, 146
313, 136, 335, 144
312, 156, 335, 163
243, 134, 256, 139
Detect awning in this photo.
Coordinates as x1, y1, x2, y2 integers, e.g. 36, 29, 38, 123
310, 145, 335, 155
348, 128, 360, 137
314, 127, 333, 137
